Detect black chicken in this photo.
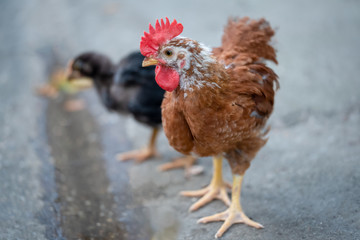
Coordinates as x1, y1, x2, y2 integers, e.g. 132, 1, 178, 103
67, 51, 197, 172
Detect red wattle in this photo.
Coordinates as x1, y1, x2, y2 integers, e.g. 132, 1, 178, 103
155, 65, 179, 92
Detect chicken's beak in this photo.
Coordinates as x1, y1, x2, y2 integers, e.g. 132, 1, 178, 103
65, 60, 93, 89
66, 59, 81, 81
142, 57, 158, 67
67, 70, 82, 81
67, 72, 93, 89
69, 77, 93, 89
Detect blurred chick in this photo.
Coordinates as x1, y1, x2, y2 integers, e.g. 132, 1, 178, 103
68, 51, 162, 162
67, 51, 198, 174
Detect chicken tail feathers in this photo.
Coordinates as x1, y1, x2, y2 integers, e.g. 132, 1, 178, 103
213, 17, 277, 66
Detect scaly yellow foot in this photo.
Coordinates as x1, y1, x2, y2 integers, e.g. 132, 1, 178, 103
180, 155, 231, 211
198, 174, 263, 238
116, 127, 159, 163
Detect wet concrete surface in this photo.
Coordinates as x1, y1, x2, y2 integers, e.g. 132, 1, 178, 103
80, 90, 182, 240
1, 0, 360, 239
44, 89, 182, 240
47, 95, 131, 239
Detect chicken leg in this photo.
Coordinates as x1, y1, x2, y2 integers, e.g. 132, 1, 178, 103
181, 155, 231, 211
198, 174, 263, 238
117, 127, 159, 163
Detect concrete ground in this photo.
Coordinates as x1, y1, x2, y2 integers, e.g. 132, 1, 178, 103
0, 0, 359, 239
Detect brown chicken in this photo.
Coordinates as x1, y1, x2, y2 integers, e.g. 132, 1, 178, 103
140, 17, 278, 238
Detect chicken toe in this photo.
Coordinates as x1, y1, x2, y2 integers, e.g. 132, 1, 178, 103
158, 155, 201, 177
116, 147, 158, 163
198, 207, 263, 238
180, 155, 231, 211
116, 127, 159, 163
198, 174, 263, 238
181, 183, 231, 212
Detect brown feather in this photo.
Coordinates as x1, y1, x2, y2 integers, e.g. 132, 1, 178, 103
161, 17, 279, 174
213, 17, 277, 65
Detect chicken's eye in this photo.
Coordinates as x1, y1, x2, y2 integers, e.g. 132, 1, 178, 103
74, 60, 82, 70
164, 49, 173, 57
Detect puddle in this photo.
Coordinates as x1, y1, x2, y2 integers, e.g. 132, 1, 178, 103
46, 94, 142, 239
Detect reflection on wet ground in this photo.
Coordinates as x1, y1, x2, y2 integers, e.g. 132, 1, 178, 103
47, 94, 151, 239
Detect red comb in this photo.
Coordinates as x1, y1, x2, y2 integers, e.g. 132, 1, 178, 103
140, 17, 183, 57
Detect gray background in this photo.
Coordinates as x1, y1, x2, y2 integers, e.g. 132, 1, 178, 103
0, 0, 359, 239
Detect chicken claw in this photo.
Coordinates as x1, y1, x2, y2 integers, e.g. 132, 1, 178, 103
158, 155, 202, 177
198, 207, 263, 238
116, 147, 158, 163
180, 155, 231, 211
198, 174, 263, 238
181, 182, 231, 212
117, 127, 159, 163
